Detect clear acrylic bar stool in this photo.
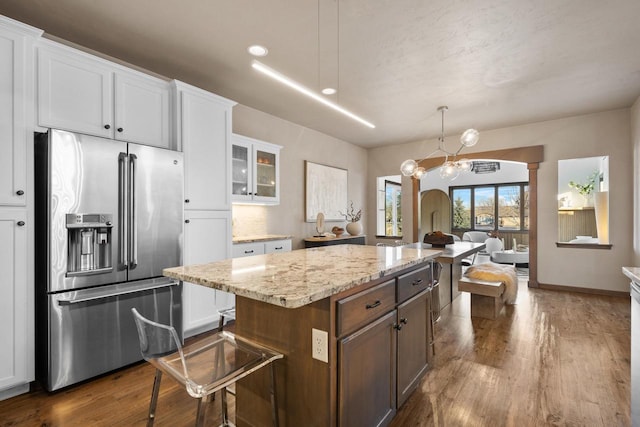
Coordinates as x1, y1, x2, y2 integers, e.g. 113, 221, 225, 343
132, 308, 283, 427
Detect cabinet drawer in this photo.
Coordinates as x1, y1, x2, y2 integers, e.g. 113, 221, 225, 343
336, 279, 396, 337
232, 242, 265, 258
265, 239, 291, 254
397, 264, 430, 303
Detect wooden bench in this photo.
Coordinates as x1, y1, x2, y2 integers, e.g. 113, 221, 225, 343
458, 277, 505, 319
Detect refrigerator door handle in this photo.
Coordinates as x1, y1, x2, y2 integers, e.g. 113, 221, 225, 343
129, 153, 138, 270
118, 152, 129, 270
57, 280, 180, 305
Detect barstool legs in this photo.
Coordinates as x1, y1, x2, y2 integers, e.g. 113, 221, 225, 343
148, 369, 163, 427
269, 363, 279, 427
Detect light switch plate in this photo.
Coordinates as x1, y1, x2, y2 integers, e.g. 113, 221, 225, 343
312, 328, 328, 363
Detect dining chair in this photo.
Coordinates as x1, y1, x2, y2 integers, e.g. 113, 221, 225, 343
131, 308, 283, 427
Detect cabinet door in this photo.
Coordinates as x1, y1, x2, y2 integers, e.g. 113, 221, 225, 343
252, 143, 280, 204
183, 210, 232, 338
0, 26, 28, 206
181, 91, 232, 210
0, 211, 30, 390
339, 310, 396, 427
231, 138, 253, 202
37, 45, 113, 138
397, 291, 429, 407
114, 72, 171, 148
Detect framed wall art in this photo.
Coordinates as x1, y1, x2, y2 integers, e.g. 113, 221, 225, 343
305, 161, 348, 222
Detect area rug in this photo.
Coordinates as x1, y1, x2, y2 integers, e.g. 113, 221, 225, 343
464, 261, 518, 304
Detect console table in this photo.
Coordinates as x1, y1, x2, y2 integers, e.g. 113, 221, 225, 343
304, 234, 366, 248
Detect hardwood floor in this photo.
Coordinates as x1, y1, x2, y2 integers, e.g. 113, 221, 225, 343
390, 277, 631, 427
0, 278, 630, 426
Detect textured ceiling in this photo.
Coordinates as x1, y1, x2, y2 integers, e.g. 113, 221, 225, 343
1, 0, 640, 147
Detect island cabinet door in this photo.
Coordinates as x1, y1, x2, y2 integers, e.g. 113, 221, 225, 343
338, 310, 397, 427
396, 290, 430, 408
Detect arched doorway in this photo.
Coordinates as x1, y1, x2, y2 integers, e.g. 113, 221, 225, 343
420, 189, 451, 243
411, 145, 543, 288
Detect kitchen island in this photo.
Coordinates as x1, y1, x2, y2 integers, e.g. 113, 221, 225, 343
164, 244, 441, 427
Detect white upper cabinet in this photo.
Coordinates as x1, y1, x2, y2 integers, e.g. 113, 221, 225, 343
37, 40, 171, 148
173, 81, 236, 211
114, 71, 170, 146
0, 18, 41, 207
232, 133, 282, 205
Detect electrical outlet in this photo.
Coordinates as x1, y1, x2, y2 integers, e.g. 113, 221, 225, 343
312, 328, 328, 363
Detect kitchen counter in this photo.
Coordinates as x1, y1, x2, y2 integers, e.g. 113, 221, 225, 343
163, 244, 441, 308
406, 241, 486, 263
165, 244, 441, 426
232, 234, 291, 244
624, 267, 640, 283
406, 242, 486, 309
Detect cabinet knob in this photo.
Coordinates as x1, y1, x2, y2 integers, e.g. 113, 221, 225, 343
185, 199, 190, 203
394, 323, 403, 331
104, 124, 111, 129
400, 318, 408, 325
16, 190, 24, 196
117, 127, 123, 133
185, 219, 190, 224
244, 250, 254, 254
17, 221, 25, 227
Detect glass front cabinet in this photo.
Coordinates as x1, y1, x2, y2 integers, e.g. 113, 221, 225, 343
231, 133, 282, 204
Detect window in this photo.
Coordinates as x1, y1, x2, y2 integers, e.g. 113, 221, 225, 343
474, 187, 495, 230
385, 181, 402, 236
451, 182, 529, 233
452, 188, 471, 229
376, 175, 402, 237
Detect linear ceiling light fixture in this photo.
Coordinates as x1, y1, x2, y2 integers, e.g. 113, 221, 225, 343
400, 106, 479, 180
251, 60, 375, 129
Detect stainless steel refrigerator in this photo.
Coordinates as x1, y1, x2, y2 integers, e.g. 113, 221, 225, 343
35, 129, 184, 391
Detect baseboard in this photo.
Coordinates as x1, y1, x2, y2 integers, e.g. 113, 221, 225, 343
0, 382, 30, 401
538, 282, 629, 298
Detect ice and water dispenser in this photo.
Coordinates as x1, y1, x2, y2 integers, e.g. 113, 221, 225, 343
66, 213, 113, 275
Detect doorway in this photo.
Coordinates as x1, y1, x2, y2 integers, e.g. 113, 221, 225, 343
411, 145, 543, 288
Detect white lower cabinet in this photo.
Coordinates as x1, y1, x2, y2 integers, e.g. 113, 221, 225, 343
182, 210, 232, 338
0, 211, 31, 398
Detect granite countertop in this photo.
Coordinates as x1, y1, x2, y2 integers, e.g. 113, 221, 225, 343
164, 244, 442, 308
233, 234, 292, 244
623, 267, 640, 283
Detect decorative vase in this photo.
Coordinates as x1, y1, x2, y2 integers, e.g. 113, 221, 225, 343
582, 193, 594, 207
346, 221, 362, 236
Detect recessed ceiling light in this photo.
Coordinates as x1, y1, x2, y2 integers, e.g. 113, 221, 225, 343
247, 45, 268, 57
321, 87, 336, 95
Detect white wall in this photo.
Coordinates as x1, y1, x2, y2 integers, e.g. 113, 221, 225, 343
232, 104, 367, 250
632, 96, 640, 265
368, 109, 633, 293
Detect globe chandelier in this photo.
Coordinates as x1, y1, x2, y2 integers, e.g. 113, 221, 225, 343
400, 106, 479, 180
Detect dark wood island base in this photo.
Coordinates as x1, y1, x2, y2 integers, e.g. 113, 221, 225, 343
235, 261, 435, 427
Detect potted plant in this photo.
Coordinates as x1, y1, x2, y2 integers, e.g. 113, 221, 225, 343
340, 201, 363, 236
568, 170, 599, 206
